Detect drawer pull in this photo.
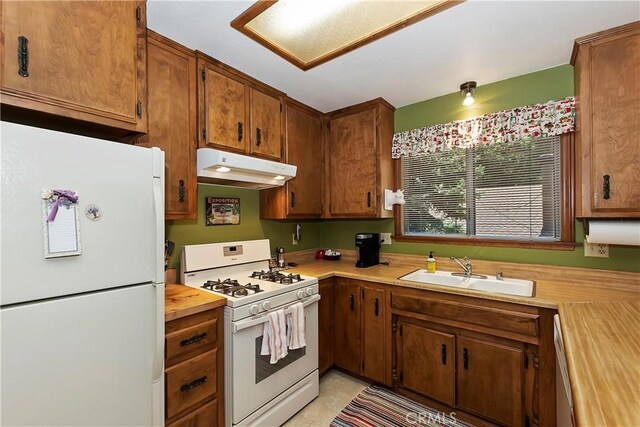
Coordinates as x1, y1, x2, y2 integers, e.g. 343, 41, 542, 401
178, 179, 186, 203
367, 191, 371, 207
463, 347, 469, 370
603, 175, 610, 200
180, 332, 207, 347
349, 294, 354, 311
180, 376, 208, 393
441, 344, 447, 365
256, 127, 262, 146
238, 122, 243, 142
18, 36, 29, 77
374, 298, 379, 316
291, 191, 296, 208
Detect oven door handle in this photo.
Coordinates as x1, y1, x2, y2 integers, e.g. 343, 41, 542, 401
233, 294, 321, 334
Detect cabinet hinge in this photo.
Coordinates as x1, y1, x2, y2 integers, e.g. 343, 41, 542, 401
136, 7, 141, 25
201, 69, 206, 81
524, 415, 530, 427
524, 352, 529, 369
136, 100, 142, 118
202, 128, 207, 141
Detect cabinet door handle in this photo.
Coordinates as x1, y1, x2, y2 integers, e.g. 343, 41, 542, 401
367, 192, 371, 208
349, 294, 354, 311
256, 128, 262, 146
180, 376, 208, 393
463, 348, 469, 369
603, 175, 610, 200
18, 35, 29, 77
179, 332, 207, 347
374, 298, 379, 316
291, 192, 296, 208
178, 179, 185, 203
441, 344, 447, 365
237, 122, 243, 142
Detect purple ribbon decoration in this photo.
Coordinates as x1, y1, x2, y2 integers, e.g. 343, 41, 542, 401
47, 190, 79, 222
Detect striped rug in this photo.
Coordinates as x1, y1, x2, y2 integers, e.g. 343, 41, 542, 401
331, 385, 474, 427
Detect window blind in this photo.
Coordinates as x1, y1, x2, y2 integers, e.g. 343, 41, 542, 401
402, 136, 562, 241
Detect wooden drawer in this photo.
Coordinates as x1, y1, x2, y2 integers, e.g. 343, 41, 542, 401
166, 319, 218, 366
166, 350, 217, 419
167, 399, 217, 427
392, 293, 539, 337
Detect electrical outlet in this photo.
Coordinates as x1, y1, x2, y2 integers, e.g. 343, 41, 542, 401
292, 234, 298, 245
380, 233, 392, 245
584, 241, 609, 258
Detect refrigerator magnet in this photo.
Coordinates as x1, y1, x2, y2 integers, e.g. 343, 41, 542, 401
42, 190, 82, 258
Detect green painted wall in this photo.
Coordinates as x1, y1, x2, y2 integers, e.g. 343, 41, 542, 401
165, 184, 321, 269
322, 65, 640, 273
167, 65, 640, 273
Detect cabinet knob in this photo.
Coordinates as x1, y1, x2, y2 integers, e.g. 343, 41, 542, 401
603, 175, 610, 200
17, 35, 29, 77
179, 179, 185, 203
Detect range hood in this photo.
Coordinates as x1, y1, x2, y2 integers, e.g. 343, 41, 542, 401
197, 148, 297, 189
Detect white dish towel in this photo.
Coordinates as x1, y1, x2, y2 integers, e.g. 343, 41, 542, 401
287, 302, 306, 350
260, 309, 288, 364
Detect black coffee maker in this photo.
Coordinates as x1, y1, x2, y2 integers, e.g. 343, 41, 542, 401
355, 233, 380, 268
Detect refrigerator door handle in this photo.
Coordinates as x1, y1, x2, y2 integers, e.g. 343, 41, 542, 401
151, 147, 165, 284
152, 282, 165, 427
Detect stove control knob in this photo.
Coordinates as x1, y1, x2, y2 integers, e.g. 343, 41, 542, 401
305, 287, 313, 296
296, 290, 305, 299
249, 304, 259, 315
262, 301, 271, 311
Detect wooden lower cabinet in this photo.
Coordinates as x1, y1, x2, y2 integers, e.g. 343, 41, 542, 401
165, 308, 224, 426
334, 279, 361, 374
318, 278, 335, 375
361, 286, 385, 383
396, 319, 455, 406
456, 337, 524, 426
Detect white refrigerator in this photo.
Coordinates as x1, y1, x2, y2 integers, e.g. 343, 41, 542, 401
0, 122, 165, 426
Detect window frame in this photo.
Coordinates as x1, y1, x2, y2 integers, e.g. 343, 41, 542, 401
392, 133, 576, 250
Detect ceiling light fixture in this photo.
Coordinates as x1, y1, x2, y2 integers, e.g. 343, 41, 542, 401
216, 166, 231, 173
460, 81, 477, 106
231, 0, 462, 71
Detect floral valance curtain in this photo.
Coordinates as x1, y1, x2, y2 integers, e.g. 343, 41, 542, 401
392, 97, 575, 159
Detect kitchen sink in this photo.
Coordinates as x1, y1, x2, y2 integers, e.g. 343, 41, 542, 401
399, 270, 535, 297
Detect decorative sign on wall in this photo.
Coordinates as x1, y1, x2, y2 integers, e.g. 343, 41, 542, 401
205, 197, 240, 226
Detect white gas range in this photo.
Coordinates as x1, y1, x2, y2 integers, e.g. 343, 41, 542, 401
181, 239, 319, 427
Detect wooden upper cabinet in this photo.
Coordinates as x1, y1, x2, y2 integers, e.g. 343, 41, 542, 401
199, 61, 247, 153
325, 98, 395, 218
397, 320, 455, 407
250, 88, 283, 161
573, 21, 640, 217
197, 52, 284, 162
456, 336, 524, 426
137, 31, 196, 220
0, 1, 147, 135
260, 99, 323, 219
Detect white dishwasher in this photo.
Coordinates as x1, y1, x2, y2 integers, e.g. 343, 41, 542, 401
554, 314, 575, 427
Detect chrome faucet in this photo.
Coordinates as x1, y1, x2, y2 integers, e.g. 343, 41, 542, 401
450, 256, 473, 275
450, 256, 487, 279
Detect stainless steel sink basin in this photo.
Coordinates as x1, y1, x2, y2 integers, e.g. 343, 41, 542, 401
399, 270, 535, 297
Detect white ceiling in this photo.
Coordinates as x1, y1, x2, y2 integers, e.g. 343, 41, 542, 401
147, 0, 639, 112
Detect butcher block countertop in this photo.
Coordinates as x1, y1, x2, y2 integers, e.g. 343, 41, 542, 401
165, 284, 226, 322
558, 300, 640, 427
288, 255, 640, 427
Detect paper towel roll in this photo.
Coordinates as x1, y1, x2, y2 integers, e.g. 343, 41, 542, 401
586, 221, 640, 246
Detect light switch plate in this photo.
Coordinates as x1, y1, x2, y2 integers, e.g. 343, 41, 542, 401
380, 233, 392, 245
584, 241, 609, 258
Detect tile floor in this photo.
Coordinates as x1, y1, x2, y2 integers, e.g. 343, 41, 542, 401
282, 370, 369, 426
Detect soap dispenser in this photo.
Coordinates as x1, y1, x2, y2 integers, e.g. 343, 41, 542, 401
427, 251, 436, 273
